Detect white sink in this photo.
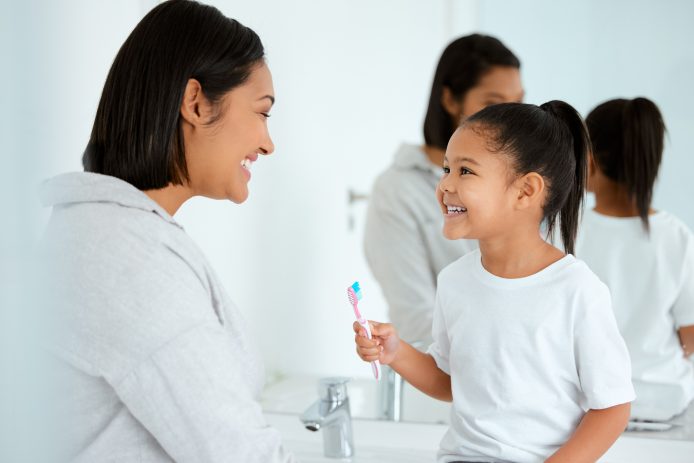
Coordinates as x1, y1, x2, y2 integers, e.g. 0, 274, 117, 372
265, 412, 444, 462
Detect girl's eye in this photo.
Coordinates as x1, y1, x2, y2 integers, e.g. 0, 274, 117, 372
460, 167, 472, 175
442, 166, 450, 174
261, 112, 271, 119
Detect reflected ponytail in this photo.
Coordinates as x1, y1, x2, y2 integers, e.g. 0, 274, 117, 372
586, 97, 665, 231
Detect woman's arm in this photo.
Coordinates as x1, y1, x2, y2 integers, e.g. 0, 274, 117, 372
545, 403, 630, 463
354, 321, 452, 401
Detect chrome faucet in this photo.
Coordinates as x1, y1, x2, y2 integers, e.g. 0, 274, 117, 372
300, 377, 354, 459
380, 341, 424, 421
380, 364, 404, 421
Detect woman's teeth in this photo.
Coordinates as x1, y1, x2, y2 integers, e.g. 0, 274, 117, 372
241, 158, 253, 170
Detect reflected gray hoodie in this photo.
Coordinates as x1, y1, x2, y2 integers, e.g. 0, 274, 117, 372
41, 172, 294, 463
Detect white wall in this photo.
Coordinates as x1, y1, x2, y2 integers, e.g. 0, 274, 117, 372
475, 0, 694, 228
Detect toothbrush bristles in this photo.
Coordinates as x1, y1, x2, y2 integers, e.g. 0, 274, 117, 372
351, 281, 362, 301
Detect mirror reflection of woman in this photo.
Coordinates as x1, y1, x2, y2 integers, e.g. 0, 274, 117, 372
40, 1, 295, 461
577, 97, 694, 421
364, 34, 524, 344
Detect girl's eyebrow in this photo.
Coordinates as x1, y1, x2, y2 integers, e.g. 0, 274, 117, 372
445, 156, 480, 166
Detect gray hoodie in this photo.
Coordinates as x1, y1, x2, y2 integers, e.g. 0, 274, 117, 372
41, 172, 294, 463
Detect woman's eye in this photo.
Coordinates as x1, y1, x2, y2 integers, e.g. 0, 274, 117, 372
442, 166, 450, 174
261, 112, 271, 119
460, 168, 472, 175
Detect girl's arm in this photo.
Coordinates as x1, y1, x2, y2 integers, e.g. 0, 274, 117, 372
545, 402, 630, 463
353, 321, 452, 402
678, 325, 694, 357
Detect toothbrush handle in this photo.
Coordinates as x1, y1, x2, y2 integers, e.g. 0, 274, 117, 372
359, 318, 381, 381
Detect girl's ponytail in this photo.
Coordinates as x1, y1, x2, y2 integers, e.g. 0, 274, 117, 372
466, 99, 590, 255
540, 101, 589, 255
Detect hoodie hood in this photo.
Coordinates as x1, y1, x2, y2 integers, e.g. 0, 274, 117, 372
392, 143, 442, 176
40, 172, 181, 228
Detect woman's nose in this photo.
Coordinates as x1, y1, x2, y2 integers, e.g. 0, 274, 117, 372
260, 132, 275, 156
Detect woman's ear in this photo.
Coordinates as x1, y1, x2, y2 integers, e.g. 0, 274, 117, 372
441, 86, 463, 120
514, 172, 546, 210
180, 78, 205, 126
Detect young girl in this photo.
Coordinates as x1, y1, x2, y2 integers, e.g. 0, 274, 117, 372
355, 101, 634, 463
577, 97, 694, 421
364, 34, 523, 345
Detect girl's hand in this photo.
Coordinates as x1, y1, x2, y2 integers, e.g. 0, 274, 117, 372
353, 321, 401, 365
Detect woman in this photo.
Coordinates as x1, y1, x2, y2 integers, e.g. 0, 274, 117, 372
41, 1, 294, 461
364, 34, 524, 344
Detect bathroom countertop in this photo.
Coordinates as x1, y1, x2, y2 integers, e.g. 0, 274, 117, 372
626, 400, 694, 440
262, 374, 694, 442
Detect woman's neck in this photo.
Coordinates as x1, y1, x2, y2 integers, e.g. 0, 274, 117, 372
478, 227, 565, 279
143, 183, 194, 216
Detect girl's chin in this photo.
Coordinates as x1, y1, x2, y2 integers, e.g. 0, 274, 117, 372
442, 227, 471, 241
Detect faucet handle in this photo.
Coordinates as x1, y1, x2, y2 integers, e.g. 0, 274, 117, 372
318, 377, 350, 402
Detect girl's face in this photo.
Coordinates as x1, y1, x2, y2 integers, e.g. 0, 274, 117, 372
183, 62, 275, 203
437, 127, 520, 240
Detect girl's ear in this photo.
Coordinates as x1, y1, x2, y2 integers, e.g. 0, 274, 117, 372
514, 172, 546, 211
588, 150, 597, 177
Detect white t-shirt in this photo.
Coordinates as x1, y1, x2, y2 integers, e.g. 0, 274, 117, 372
428, 249, 635, 463
576, 209, 694, 420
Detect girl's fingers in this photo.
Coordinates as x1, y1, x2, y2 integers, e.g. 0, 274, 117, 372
354, 334, 377, 348
357, 344, 381, 357
356, 346, 380, 362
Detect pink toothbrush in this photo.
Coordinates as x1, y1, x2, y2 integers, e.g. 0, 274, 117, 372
347, 281, 380, 380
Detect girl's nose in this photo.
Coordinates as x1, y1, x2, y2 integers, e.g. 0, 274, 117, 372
439, 176, 452, 193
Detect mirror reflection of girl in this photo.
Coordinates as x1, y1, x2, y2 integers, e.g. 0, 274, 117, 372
364, 34, 524, 344
355, 101, 634, 462
577, 97, 694, 421
40, 1, 295, 461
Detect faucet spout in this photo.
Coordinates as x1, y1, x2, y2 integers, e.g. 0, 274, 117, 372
299, 377, 354, 459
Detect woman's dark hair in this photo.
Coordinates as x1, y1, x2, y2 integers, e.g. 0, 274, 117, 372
83, 0, 265, 190
586, 97, 665, 231
465, 101, 589, 255
423, 34, 520, 150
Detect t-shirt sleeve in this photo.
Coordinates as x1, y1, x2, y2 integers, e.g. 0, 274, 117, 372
574, 282, 636, 410
113, 321, 296, 463
426, 287, 451, 375
672, 236, 694, 328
